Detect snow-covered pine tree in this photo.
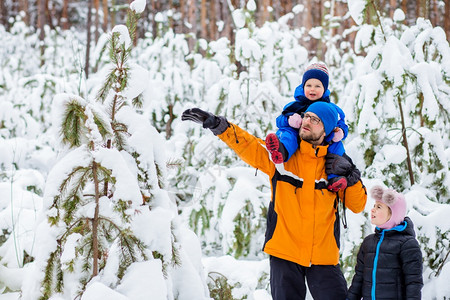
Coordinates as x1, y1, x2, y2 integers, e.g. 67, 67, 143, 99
21, 4, 209, 300
339, 2, 450, 293
0, 15, 83, 140
132, 23, 195, 140
342, 8, 450, 201
27, 11, 147, 300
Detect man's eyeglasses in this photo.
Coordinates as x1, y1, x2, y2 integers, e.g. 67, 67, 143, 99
300, 112, 321, 125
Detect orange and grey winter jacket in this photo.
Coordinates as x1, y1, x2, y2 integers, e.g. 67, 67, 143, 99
218, 123, 367, 266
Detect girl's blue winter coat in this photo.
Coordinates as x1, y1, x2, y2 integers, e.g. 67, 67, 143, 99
347, 217, 423, 300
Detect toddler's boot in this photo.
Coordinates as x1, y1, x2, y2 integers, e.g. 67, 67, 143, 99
265, 133, 287, 164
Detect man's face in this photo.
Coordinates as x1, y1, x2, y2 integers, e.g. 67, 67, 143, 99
299, 112, 325, 145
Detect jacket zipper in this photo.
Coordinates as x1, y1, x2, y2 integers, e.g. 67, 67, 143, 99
371, 230, 385, 299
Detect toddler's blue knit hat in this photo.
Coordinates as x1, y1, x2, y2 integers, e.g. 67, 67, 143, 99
305, 101, 338, 137
301, 62, 329, 91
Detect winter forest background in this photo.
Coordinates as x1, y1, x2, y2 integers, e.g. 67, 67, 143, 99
0, 0, 449, 299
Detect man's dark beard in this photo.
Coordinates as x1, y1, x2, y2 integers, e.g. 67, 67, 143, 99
302, 135, 323, 143
300, 128, 325, 144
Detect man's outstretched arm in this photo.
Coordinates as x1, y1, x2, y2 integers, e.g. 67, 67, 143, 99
182, 108, 274, 175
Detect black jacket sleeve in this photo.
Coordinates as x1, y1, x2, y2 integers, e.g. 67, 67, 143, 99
348, 243, 365, 300
401, 237, 423, 299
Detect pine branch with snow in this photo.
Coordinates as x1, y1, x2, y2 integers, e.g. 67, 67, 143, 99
342, 17, 450, 200
339, 12, 450, 293
21, 7, 188, 299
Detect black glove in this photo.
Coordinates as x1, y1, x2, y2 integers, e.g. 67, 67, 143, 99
346, 167, 361, 187
325, 153, 361, 187
181, 108, 229, 135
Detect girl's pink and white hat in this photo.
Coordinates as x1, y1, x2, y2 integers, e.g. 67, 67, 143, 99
371, 185, 407, 229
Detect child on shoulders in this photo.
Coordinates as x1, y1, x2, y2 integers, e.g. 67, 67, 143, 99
265, 62, 349, 191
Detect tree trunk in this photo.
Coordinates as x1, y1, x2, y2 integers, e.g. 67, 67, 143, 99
180, 0, 185, 32
19, 0, 29, 25
272, 0, 279, 19
379, 0, 385, 14
151, 0, 158, 38
187, 0, 197, 49
431, 0, 438, 27
330, 0, 336, 37
445, 0, 450, 41
401, 0, 408, 23
0, 0, 7, 29
285, 0, 293, 17
165, 104, 174, 139
92, 161, 100, 276
38, 0, 46, 66
61, 0, 69, 30
317, 0, 324, 59
102, 0, 108, 32
94, 0, 100, 42
85, 0, 93, 79
397, 96, 415, 186
103, 140, 112, 197
226, 0, 234, 38
305, 0, 313, 30
209, 0, 216, 40
187, 0, 196, 32
45, 0, 55, 29
167, 0, 174, 31
389, 0, 396, 19
111, 0, 116, 28
201, 0, 207, 39
262, 0, 270, 25
223, 0, 235, 46
306, 0, 321, 57
416, 0, 422, 18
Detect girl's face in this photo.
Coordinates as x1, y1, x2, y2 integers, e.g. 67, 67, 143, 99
304, 78, 325, 101
370, 201, 392, 226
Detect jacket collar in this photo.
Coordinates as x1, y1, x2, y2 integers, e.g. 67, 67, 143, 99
376, 220, 407, 234
299, 140, 328, 158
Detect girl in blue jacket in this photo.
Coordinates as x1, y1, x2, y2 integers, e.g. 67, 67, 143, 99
347, 185, 423, 300
265, 62, 349, 192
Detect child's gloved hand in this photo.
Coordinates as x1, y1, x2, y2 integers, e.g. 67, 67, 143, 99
288, 113, 302, 128
332, 127, 344, 142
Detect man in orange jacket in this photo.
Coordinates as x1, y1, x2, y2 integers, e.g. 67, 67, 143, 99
182, 102, 367, 300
